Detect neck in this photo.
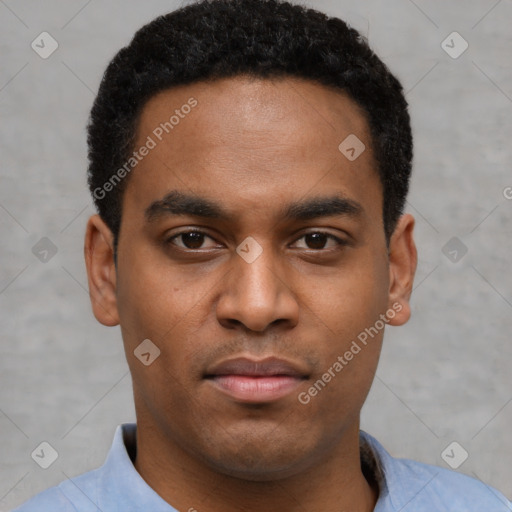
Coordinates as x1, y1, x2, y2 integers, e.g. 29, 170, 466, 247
133, 418, 378, 512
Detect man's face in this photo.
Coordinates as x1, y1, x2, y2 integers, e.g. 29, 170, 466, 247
86, 76, 415, 480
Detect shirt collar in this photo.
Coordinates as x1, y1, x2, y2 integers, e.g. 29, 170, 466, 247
359, 430, 444, 511
96, 423, 177, 511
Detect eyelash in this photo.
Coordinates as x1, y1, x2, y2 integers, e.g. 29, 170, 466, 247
164, 229, 348, 252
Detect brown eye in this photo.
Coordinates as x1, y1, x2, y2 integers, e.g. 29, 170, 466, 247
304, 233, 329, 249
166, 230, 219, 250
179, 232, 206, 249
292, 232, 347, 250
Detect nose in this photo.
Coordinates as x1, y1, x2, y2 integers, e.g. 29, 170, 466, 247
216, 241, 300, 332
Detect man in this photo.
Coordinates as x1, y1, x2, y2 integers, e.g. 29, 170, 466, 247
13, 0, 512, 510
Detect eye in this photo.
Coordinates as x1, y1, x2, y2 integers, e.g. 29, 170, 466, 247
291, 232, 347, 250
166, 230, 220, 250
165, 229, 347, 252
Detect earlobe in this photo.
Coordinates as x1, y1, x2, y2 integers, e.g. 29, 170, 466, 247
386, 213, 417, 327
84, 214, 120, 327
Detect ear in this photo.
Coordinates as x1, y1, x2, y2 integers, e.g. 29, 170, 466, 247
386, 213, 417, 326
84, 214, 120, 326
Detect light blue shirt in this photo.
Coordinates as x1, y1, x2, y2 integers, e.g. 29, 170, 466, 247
12, 423, 512, 511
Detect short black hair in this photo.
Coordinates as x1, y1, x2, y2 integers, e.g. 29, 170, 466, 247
87, 0, 413, 252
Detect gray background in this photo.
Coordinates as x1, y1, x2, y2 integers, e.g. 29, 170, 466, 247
1, 0, 511, 509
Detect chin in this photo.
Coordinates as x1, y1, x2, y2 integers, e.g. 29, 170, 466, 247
207, 455, 309, 482
195, 429, 316, 481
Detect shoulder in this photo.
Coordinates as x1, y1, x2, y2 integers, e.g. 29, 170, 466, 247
10, 424, 135, 512
11, 485, 77, 512
360, 431, 512, 512
10, 468, 101, 512
391, 456, 511, 511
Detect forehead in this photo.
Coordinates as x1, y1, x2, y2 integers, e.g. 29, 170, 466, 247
124, 76, 382, 229
138, 75, 372, 158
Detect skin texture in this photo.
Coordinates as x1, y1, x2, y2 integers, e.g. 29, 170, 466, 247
84, 76, 417, 512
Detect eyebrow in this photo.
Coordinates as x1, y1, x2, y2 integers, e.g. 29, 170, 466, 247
144, 190, 363, 223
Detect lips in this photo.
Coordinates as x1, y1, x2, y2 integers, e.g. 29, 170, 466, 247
204, 357, 309, 403
206, 357, 308, 378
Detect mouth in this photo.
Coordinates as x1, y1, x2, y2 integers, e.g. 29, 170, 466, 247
204, 356, 309, 404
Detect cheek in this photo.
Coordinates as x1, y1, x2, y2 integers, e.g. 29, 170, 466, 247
299, 252, 388, 410
306, 251, 389, 344
116, 259, 211, 417
115, 245, 227, 392
116, 244, 203, 334
301, 267, 387, 413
